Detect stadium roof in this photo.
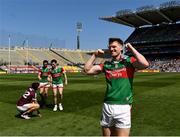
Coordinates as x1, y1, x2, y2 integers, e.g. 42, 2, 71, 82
99, 1, 180, 28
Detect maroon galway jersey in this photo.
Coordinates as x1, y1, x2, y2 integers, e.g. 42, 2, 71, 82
17, 88, 37, 106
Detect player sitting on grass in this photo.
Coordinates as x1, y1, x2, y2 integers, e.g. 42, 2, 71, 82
16, 82, 42, 120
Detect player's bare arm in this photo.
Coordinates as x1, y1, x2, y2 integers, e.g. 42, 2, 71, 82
47, 75, 53, 86
38, 72, 42, 80
63, 72, 68, 85
126, 43, 149, 70
84, 49, 104, 75
33, 101, 41, 117
47, 74, 51, 82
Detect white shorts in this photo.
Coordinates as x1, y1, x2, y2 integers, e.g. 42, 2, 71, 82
100, 103, 131, 128
17, 104, 31, 112
40, 82, 50, 88
52, 83, 63, 88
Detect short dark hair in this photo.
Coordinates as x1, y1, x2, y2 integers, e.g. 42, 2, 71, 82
43, 60, 48, 64
31, 82, 40, 90
51, 59, 57, 64
109, 38, 123, 45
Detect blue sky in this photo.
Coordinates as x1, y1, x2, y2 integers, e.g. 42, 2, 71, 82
0, 0, 171, 49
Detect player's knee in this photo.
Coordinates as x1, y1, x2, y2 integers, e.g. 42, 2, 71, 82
33, 103, 40, 109
39, 91, 44, 94
59, 91, 63, 95
36, 103, 40, 109
60, 94, 63, 98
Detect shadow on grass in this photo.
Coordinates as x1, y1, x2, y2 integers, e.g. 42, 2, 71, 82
36, 89, 104, 119
14, 113, 40, 119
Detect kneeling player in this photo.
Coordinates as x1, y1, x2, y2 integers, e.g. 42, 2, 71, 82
16, 82, 41, 120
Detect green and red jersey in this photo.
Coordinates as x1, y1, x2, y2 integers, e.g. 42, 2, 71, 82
50, 67, 65, 84
99, 56, 137, 104
38, 67, 50, 83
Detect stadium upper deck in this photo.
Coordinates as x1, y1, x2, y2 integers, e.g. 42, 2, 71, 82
99, 1, 180, 56
99, 1, 180, 72
99, 1, 180, 28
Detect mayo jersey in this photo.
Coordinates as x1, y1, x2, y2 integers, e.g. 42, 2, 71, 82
38, 67, 50, 83
50, 67, 65, 84
99, 56, 137, 104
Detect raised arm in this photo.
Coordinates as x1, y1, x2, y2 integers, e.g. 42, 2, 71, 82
126, 43, 149, 70
84, 49, 104, 75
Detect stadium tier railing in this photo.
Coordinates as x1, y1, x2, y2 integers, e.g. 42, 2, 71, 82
126, 23, 180, 44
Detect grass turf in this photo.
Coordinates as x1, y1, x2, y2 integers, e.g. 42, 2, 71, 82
0, 72, 180, 136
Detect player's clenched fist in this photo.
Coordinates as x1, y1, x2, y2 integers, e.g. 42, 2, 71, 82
125, 43, 133, 51
94, 49, 104, 56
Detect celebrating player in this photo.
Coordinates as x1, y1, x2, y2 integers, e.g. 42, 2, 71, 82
49, 59, 68, 111
38, 60, 51, 108
84, 38, 149, 136
16, 82, 41, 120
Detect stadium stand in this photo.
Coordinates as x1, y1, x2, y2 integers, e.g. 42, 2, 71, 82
0, 48, 24, 65
100, 0, 180, 72
0, 47, 102, 73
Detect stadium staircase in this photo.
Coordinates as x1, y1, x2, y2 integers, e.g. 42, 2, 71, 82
78, 52, 85, 63
49, 48, 83, 69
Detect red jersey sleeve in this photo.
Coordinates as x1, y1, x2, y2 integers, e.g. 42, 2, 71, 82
61, 68, 65, 73
130, 57, 137, 64
99, 63, 104, 71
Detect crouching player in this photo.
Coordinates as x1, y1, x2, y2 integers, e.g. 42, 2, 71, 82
16, 82, 41, 120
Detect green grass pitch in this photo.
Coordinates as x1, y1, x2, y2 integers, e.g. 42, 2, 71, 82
0, 72, 180, 136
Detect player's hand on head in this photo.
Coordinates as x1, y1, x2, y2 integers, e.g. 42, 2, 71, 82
94, 49, 104, 56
